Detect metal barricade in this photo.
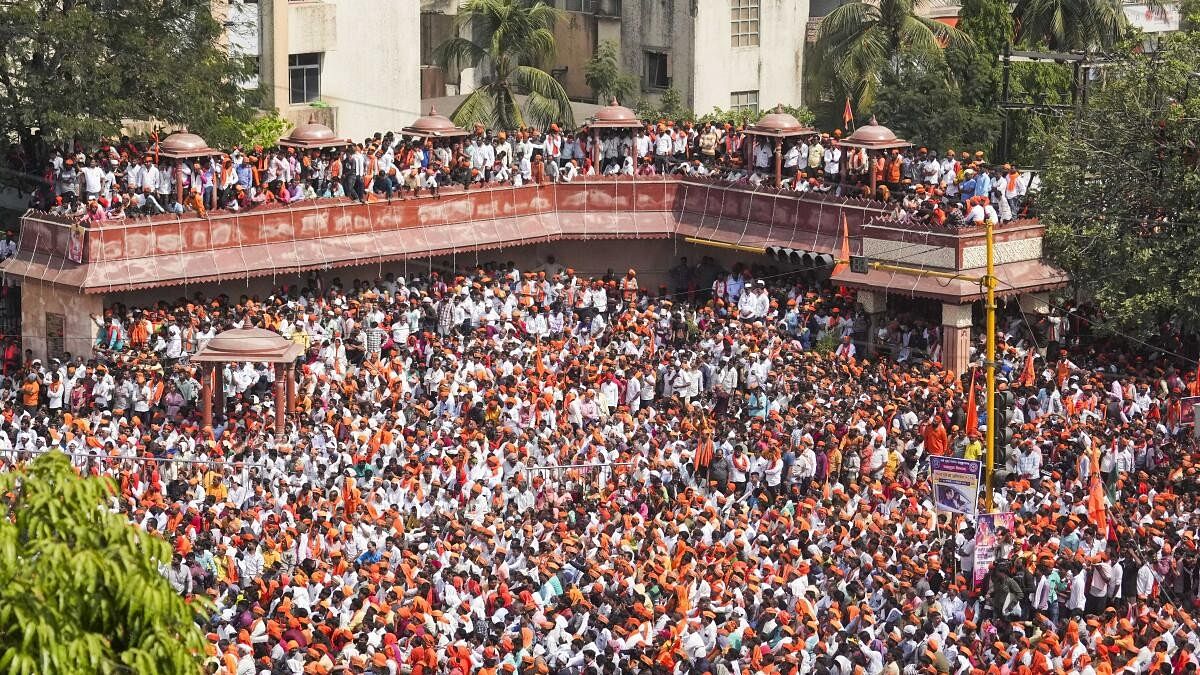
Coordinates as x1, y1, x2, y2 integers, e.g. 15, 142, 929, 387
525, 461, 633, 494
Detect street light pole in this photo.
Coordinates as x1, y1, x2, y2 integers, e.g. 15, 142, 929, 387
984, 219, 997, 511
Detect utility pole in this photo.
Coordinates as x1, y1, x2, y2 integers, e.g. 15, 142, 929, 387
983, 219, 998, 510
996, 47, 1103, 164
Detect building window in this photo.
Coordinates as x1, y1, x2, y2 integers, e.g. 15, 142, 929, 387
731, 0, 760, 47
644, 51, 669, 89
288, 53, 321, 104
561, 0, 586, 10
730, 90, 759, 112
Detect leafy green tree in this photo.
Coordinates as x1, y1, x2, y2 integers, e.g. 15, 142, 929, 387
0, 452, 209, 674
1004, 61, 1074, 164
1042, 33, 1200, 336
0, 0, 257, 161
1014, 0, 1127, 50
812, 0, 971, 110
634, 88, 695, 123
698, 104, 816, 130
584, 40, 638, 105
872, 58, 977, 152
207, 111, 294, 152
944, 0, 1010, 151
435, 0, 575, 130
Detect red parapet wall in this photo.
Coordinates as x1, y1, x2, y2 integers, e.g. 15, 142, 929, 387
7, 178, 939, 293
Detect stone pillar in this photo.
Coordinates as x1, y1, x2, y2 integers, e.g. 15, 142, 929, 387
212, 364, 224, 423
941, 302, 974, 377
591, 127, 600, 171
199, 363, 213, 430
273, 363, 287, 436
285, 363, 296, 415
773, 137, 782, 188
868, 150, 877, 198
858, 290, 886, 357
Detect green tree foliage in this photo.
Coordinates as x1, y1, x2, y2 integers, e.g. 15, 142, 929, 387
698, 104, 816, 130
0, 452, 209, 674
206, 112, 294, 152
1014, 0, 1127, 50
872, 59, 978, 152
634, 88, 695, 123
1004, 62, 1074, 164
0, 0, 257, 157
584, 41, 637, 105
944, 0, 1010, 150
812, 0, 971, 110
435, 0, 575, 130
1042, 33, 1200, 336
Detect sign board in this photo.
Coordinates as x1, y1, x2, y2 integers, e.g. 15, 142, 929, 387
1181, 395, 1200, 426
929, 456, 981, 516
973, 511, 1015, 588
67, 223, 85, 264
45, 313, 65, 360
850, 255, 869, 274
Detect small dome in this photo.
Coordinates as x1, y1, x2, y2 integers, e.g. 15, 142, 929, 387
747, 105, 814, 137
845, 116, 899, 145
406, 106, 467, 136
592, 98, 639, 125
194, 327, 300, 362
589, 98, 641, 129
287, 120, 337, 144
159, 130, 213, 155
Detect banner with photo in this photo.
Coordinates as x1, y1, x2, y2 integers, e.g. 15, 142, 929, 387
929, 456, 981, 516
973, 511, 1015, 587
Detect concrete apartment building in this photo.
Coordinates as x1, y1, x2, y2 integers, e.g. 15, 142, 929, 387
217, 0, 421, 140
422, 0, 809, 116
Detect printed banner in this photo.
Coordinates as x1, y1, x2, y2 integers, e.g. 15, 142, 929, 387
67, 223, 85, 264
929, 456, 981, 516
1181, 396, 1200, 425
973, 511, 1015, 588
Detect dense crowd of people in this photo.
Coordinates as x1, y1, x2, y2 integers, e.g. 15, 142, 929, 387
0, 252, 1196, 675
8, 117, 1034, 231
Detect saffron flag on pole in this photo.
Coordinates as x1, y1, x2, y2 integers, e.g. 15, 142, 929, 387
1087, 473, 1108, 536
964, 367, 979, 436
831, 213, 850, 277
843, 98, 855, 129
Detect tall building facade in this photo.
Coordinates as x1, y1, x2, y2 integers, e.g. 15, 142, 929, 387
218, 0, 421, 140
421, 0, 809, 116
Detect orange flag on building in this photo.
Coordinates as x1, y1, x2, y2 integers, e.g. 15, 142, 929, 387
831, 213, 851, 277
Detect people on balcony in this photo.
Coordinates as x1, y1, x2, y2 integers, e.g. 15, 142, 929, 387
31, 121, 1035, 233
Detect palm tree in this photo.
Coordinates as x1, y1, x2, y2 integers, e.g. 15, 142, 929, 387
1012, 0, 1127, 50
813, 0, 972, 110
434, 0, 575, 130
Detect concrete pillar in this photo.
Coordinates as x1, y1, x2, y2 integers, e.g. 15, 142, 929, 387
941, 302, 974, 377
285, 363, 296, 415
273, 363, 287, 436
858, 290, 886, 356
591, 127, 600, 171
212, 364, 224, 423
200, 363, 213, 430
259, 0, 290, 113
1018, 292, 1049, 315
773, 137, 782, 188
